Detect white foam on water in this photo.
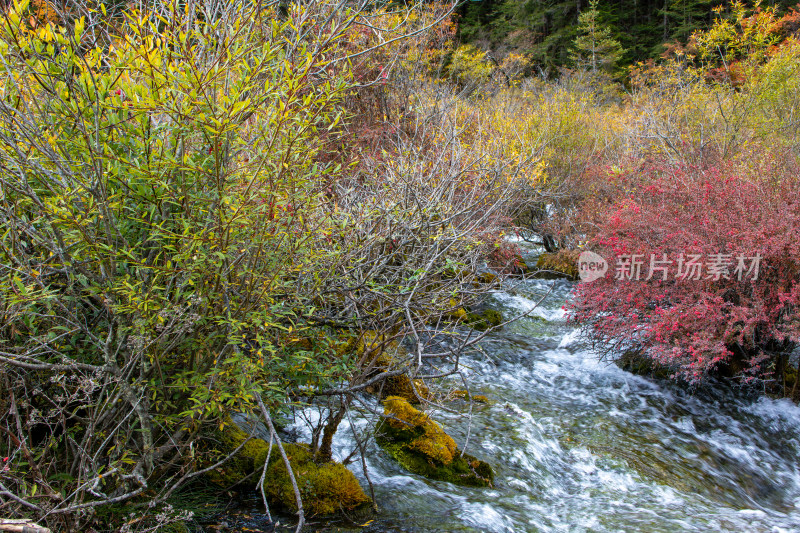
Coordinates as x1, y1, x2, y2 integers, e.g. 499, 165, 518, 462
558, 328, 584, 349
274, 287, 800, 533
737, 509, 768, 519
491, 291, 567, 321
673, 416, 696, 433
652, 485, 685, 507
461, 502, 516, 532
745, 397, 800, 431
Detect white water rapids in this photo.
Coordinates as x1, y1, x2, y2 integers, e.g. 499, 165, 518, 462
224, 251, 800, 533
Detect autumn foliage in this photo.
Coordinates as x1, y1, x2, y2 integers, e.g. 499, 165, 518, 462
566, 155, 800, 390
4, 0, 800, 528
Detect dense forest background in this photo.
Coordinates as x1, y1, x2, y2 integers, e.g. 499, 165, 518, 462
457, 0, 800, 72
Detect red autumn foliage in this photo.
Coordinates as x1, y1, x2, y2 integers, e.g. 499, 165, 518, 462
566, 154, 800, 389
769, 5, 800, 40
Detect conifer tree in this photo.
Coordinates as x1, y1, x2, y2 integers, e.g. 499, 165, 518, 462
571, 0, 624, 74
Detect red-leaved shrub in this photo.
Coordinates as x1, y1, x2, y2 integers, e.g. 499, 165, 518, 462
566, 155, 800, 391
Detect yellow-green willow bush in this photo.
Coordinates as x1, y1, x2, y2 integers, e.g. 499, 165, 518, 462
0, 0, 352, 526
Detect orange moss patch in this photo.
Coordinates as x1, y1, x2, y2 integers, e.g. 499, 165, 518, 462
383, 374, 431, 403
377, 396, 493, 487
451, 390, 490, 404
383, 396, 457, 464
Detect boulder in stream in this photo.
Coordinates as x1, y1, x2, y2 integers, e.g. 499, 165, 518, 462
376, 396, 494, 487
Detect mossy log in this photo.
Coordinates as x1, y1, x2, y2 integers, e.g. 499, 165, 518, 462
0, 520, 51, 533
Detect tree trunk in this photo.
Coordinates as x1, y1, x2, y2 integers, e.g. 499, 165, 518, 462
543, 234, 558, 253
316, 406, 345, 463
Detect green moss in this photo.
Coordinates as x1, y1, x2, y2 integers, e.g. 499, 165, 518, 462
263, 443, 371, 517
481, 309, 503, 328
206, 417, 271, 489
382, 374, 431, 404
785, 366, 797, 390
448, 307, 469, 321
464, 308, 504, 331
205, 420, 371, 516
451, 390, 491, 404
376, 396, 494, 487
382, 396, 457, 464
535, 250, 580, 280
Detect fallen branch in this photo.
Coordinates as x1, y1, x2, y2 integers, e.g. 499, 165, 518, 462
0, 519, 52, 533
255, 392, 305, 533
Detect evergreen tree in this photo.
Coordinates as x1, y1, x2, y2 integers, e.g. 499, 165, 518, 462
661, 0, 718, 43
571, 0, 624, 74
456, 0, 800, 74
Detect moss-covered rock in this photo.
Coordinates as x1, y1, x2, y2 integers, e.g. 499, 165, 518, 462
449, 307, 469, 321
616, 349, 673, 380
504, 253, 533, 275
482, 309, 503, 328
785, 365, 797, 394
382, 374, 431, 404
263, 443, 371, 517
357, 336, 434, 404
446, 305, 504, 331
451, 390, 491, 404
202, 417, 371, 518
465, 308, 503, 331
534, 250, 580, 280
206, 417, 271, 489
474, 271, 498, 285
376, 396, 494, 487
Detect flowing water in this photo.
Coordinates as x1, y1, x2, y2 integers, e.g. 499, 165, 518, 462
219, 250, 800, 533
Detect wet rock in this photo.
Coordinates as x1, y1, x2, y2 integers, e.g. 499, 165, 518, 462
616, 349, 673, 380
